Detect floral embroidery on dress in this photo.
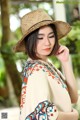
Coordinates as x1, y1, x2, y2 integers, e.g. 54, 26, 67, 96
20, 59, 68, 109
20, 86, 26, 108
22, 60, 67, 89
20, 61, 40, 108
25, 100, 58, 120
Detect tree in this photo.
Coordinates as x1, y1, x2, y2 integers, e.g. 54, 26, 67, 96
1, 0, 21, 104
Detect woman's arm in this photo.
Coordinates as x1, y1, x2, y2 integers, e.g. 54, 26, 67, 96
56, 45, 78, 103
57, 108, 79, 120
61, 57, 78, 103
58, 108, 79, 120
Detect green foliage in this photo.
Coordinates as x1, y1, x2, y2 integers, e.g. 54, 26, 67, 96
14, 27, 22, 40
49, 56, 61, 69
0, 20, 2, 48
0, 55, 6, 88
11, 4, 31, 14
60, 20, 80, 77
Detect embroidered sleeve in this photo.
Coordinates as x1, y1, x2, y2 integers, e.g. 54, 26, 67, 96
20, 63, 58, 120
25, 100, 58, 120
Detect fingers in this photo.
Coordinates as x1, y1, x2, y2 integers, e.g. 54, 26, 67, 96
55, 45, 70, 62
56, 45, 69, 55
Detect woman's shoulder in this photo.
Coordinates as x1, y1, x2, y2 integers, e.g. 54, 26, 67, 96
21, 59, 48, 84
24, 59, 45, 70
22, 59, 47, 76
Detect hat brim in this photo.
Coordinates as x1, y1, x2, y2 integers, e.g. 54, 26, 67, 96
13, 20, 71, 52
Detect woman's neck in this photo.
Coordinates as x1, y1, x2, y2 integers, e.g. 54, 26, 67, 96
27, 57, 48, 63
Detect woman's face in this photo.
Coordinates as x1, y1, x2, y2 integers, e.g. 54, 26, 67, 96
36, 25, 55, 60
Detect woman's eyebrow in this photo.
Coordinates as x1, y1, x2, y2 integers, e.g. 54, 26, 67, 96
38, 32, 54, 36
38, 32, 54, 35
38, 33, 44, 36
48, 32, 54, 35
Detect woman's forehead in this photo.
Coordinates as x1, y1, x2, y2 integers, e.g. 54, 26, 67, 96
38, 25, 54, 34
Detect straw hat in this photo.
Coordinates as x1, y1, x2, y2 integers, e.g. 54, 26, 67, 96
13, 9, 71, 52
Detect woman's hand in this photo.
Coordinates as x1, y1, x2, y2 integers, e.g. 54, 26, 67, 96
55, 45, 69, 63
57, 108, 79, 120
72, 108, 79, 119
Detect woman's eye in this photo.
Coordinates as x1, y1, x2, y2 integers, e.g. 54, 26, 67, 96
37, 38, 43, 40
49, 35, 54, 38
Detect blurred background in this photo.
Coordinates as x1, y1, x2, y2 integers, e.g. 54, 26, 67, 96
0, 0, 80, 120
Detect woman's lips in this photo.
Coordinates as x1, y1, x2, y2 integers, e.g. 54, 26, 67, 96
43, 48, 51, 51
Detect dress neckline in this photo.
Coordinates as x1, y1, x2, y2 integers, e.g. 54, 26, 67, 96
27, 57, 54, 68
27, 57, 65, 81
26, 57, 67, 89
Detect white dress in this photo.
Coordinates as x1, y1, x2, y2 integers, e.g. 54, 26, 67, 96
19, 58, 72, 120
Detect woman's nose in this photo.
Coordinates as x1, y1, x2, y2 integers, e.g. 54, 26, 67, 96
45, 37, 50, 45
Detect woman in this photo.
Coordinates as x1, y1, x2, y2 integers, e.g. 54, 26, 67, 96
13, 9, 79, 120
